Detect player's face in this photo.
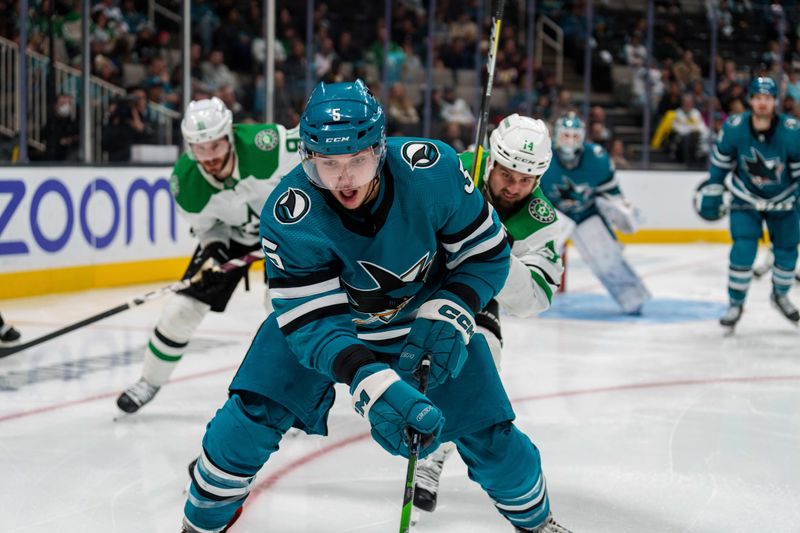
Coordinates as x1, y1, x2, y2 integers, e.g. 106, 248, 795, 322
556, 129, 583, 153
309, 148, 381, 209
191, 138, 231, 175
750, 93, 775, 118
488, 164, 539, 211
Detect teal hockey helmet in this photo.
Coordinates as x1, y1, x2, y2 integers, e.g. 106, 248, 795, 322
299, 79, 386, 189
748, 77, 778, 99
554, 112, 585, 167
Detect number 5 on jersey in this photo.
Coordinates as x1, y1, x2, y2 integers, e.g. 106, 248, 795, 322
261, 237, 284, 270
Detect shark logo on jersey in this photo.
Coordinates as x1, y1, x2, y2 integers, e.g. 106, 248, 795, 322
743, 148, 783, 188
274, 188, 311, 224
401, 141, 440, 170
554, 177, 592, 211
343, 253, 434, 324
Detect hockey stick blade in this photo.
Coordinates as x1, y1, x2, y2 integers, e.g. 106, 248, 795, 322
0, 250, 265, 359
399, 357, 432, 533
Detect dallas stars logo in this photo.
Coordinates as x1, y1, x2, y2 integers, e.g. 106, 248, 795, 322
343, 253, 434, 325
554, 177, 592, 211
743, 148, 783, 188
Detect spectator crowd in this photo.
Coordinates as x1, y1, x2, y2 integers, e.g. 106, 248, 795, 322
2, 0, 799, 168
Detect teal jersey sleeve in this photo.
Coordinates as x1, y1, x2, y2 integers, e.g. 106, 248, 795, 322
709, 114, 740, 184
421, 140, 511, 313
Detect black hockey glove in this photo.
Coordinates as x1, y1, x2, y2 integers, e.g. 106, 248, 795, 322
185, 242, 231, 286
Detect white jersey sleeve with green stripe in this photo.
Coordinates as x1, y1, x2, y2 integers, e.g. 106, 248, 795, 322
495, 189, 563, 317
171, 123, 302, 247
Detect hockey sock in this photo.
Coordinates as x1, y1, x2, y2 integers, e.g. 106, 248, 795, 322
456, 422, 550, 531
771, 266, 794, 296
727, 265, 753, 306
142, 295, 209, 386
184, 393, 294, 530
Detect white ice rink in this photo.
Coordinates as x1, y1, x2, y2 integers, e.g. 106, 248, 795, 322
1, 244, 799, 533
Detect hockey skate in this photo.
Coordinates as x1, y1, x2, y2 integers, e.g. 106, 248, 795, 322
515, 513, 572, 532
413, 442, 455, 513
181, 507, 242, 533
770, 292, 800, 324
719, 304, 743, 331
0, 322, 21, 344
116, 377, 160, 413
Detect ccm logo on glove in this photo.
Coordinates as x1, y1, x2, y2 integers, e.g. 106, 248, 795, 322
438, 304, 475, 338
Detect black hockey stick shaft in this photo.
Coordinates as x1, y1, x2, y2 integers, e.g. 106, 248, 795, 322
399, 357, 432, 533
0, 250, 264, 359
470, 0, 507, 185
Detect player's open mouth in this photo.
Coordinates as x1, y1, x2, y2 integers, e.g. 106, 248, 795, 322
340, 189, 357, 199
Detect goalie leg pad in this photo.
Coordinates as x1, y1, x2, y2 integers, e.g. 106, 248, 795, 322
184, 392, 295, 531
142, 294, 210, 386
456, 421, 550, 531
571, 215, 651, 314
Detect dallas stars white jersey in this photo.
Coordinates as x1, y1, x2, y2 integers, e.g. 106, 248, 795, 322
170, 123, 301, 247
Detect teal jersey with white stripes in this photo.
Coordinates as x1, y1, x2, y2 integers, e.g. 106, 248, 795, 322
260, 137, 510, 383
709, 111, 800, 209
539, 142, 619, 224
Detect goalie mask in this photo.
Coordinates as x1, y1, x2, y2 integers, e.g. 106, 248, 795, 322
554, 112, 585, 169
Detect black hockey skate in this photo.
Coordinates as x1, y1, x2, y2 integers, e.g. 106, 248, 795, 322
0, 322, 20, 343
181, 507, 242, 533
515, 514, 572, 532
116, 377, 160, 413
719, 304, 743, 331
770, 292, 800, 324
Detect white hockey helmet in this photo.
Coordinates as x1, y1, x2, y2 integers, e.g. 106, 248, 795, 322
488, 113, 553, 177
181, 97, 234, 157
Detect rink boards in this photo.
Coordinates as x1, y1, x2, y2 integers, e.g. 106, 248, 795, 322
0, 168, 726, 298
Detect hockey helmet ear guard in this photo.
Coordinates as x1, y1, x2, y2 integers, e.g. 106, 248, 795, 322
299, 79, 387, 189
181, 97, 234, 160
553, 112, 585, 165
488, 113, 553, 179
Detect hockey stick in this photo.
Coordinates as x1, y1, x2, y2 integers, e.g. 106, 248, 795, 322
0, 250, 265, 359
470, 0, 507, 185
399, 357, 432, 533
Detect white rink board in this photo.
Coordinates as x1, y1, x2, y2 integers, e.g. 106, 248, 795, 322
0, 168, 720, 277
0, 166, 195, 274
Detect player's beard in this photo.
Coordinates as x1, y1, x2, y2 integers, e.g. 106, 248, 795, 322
200, 148, 234, 178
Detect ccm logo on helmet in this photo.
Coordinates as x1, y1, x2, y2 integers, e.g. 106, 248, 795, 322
326, 136, 351, 143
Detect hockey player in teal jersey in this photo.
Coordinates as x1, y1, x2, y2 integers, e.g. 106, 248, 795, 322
697, 77, 800, 330
181, 80, 569, 533
540, 112, 650, 314
116, 97, 300, 414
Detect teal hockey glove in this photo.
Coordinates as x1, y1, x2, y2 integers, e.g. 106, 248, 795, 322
350, 362, 444, 458
694, 180, 727, 221
398, 294, 475, 386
